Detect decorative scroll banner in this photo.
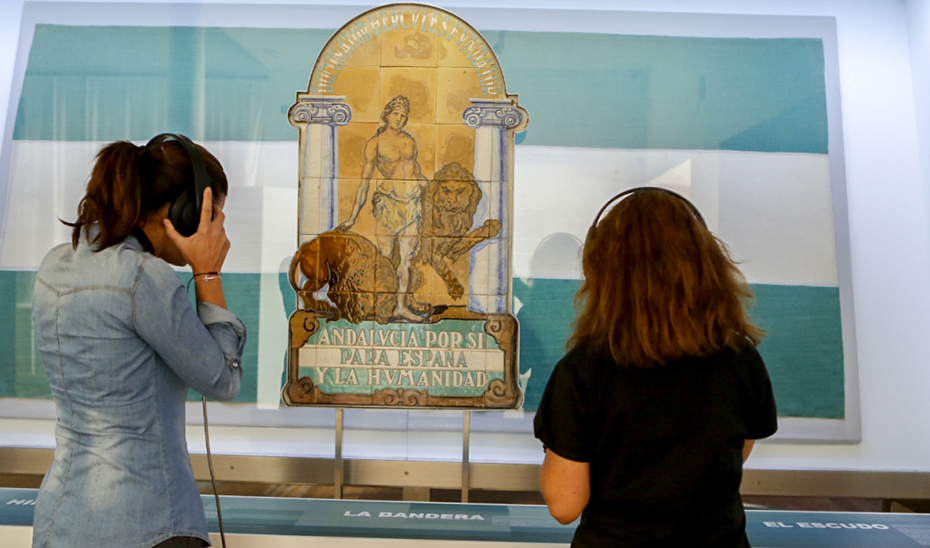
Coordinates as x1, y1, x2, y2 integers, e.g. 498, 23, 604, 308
284, 3, 528, 408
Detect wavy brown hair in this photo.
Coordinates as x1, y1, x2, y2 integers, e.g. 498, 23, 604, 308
568, 189, 763, 367
64, 139, 227, 251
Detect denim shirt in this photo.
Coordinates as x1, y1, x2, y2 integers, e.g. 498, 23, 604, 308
31, 230, 245, 548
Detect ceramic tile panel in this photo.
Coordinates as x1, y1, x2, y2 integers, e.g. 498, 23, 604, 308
467, 241, 493, 298
436, 124, 476, 170
339, 316, 379, 400
335, 122, 380, 236
435, 20, 491, 70
413, 235, 435, 295
309, 27, 381, 98
286, 4, 526, 409
336, 23, 383, 67
380, 67, 438, 125
337, 122, 379, 178
468, 126, 495, 184
438, 34, 505, 101
422, 131, 441, 181
297, 176, 322, 239
379, 8, 441, 68
371, 292, 402, 324
336, 120, 434, 186
312, 319, 376, 402
473, 130, 511, 184
331, 66, 382, 124
425, 321, 489, 406
297, 233, 317, 247
428, 381, 487, 406
297, 125, 325, 181
462, 348, 488, 373
289, 240, 319, 314
487, 238, 509, 297
430, 239, 473, 305
436, 68, 483, 124
295, 345, 318, 385
468, 181, 502, 235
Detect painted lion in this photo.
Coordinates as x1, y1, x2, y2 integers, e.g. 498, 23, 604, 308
289, 231, 398, 324
418, 162, 502, 299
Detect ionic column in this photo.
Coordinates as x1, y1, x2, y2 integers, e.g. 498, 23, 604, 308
463, 100, 528, 314
288, 95, 352, 236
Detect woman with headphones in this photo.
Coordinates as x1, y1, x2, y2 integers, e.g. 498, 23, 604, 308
31, 135, 244, 548
534, 187, 777, 547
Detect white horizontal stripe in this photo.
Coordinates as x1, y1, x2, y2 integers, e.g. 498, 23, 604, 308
513, 145, 838, 286
2, 141, 838, 286
0, 140, 300, 273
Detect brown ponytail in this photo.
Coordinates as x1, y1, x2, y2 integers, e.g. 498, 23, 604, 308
64, 138, 228, 251
65, 141, 144, 250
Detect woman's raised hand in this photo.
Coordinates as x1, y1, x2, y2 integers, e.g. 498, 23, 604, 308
163, 187, 230, 274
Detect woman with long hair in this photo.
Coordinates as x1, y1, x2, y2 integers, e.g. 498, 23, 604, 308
534, 188, 777, 547
31, 135, 244, 548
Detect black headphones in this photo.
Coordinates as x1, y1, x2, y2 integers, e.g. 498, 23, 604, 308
586, 186, 706, 246
145, 133, 210, 237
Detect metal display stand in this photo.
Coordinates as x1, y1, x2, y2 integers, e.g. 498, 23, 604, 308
334, 408, 343, 499
333, 409, 473, 502
462, 411, 471, 503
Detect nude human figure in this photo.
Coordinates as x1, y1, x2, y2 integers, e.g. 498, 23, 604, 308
338, 95, 429, 322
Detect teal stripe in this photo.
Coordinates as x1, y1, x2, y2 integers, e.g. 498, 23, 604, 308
512, 278, 577, 413
2, 271, 844, 417
15, 25, 332, 142
14, 25, 827, 153
513, 279, 844, 418
485, 32, 828, 153
0, 271, 50, 399
752, 284, 845, 419
0, 270, 261, 403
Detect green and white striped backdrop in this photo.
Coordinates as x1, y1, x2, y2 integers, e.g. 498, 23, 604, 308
0, 5, 854, 435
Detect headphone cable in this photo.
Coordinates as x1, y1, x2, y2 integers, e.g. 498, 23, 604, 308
202, 396, 227, 548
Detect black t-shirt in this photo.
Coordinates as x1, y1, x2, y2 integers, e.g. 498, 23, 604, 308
534, 342, 777, 548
